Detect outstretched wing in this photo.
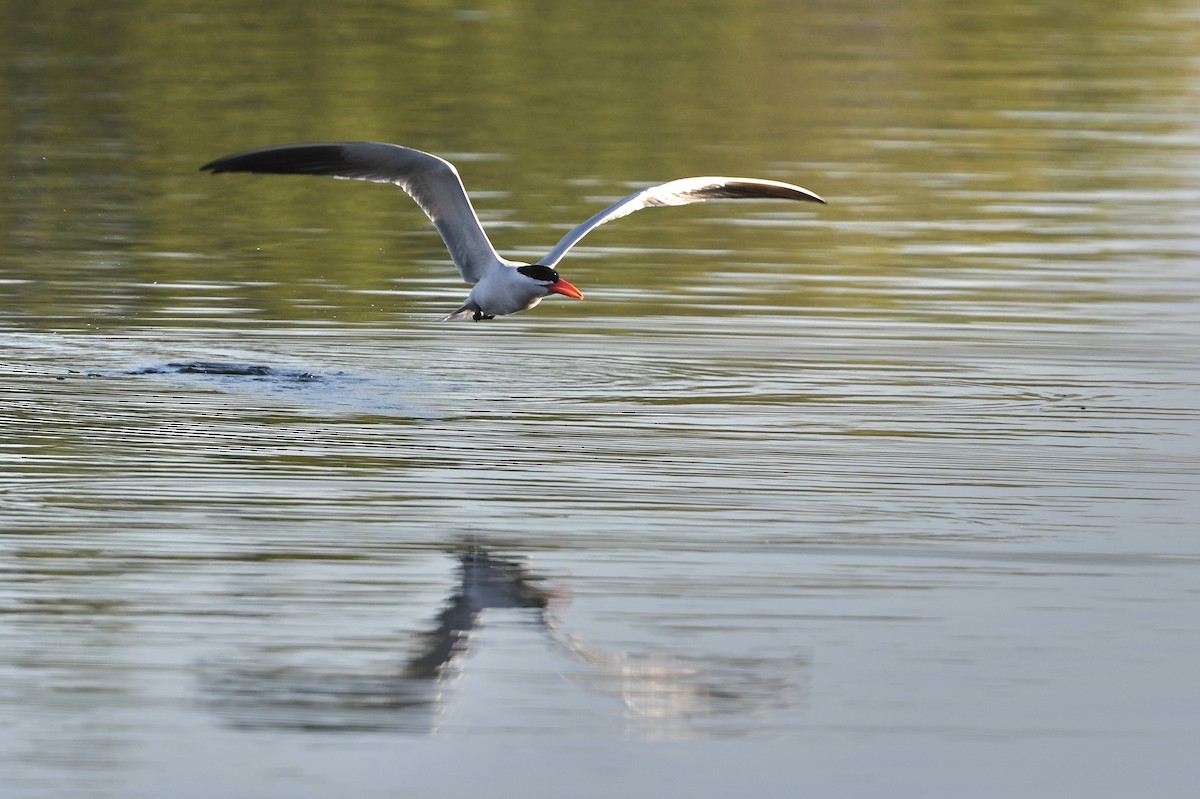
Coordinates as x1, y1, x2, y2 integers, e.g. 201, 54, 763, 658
537, 176, 825, 269
201, 142, 501, 284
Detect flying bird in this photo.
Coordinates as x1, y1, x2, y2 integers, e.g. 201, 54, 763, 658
201, 142, 825, 321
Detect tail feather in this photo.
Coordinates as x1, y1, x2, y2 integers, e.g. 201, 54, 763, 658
441, 301, 478, 321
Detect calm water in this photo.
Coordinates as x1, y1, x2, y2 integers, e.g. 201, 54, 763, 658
2, 1, 1199, 797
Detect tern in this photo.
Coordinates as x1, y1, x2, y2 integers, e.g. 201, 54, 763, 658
201, 142, 825, 321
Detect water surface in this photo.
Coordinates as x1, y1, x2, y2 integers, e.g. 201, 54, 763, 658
2, 1, 1199, 797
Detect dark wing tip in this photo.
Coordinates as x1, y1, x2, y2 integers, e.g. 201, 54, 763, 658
717, 181, 826, 204
199, 143, 353, 175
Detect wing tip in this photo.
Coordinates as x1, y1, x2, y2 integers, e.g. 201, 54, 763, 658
722, 179, 826, 205
198, 143, 356, 176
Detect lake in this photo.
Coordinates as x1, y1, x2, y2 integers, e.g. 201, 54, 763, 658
2, 1, 1198, 797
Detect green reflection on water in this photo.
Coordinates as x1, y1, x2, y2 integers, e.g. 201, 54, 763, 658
0, 0, 1194, 329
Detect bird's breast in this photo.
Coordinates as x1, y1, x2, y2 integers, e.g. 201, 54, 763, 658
470, 271, 545, 316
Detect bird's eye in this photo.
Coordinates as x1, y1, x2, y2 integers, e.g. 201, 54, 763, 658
518, 264, 560, 283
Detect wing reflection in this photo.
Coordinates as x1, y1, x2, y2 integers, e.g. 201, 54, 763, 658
199, 550, 804, 737
554, 645, 803, 739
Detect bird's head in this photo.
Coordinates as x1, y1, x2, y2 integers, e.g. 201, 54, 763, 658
518, 264, 584, 300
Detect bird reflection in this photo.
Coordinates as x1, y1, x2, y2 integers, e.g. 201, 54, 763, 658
200, 549, 803, 737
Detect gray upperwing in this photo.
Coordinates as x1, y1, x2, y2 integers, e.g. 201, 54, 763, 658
202, 142, 502, 284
